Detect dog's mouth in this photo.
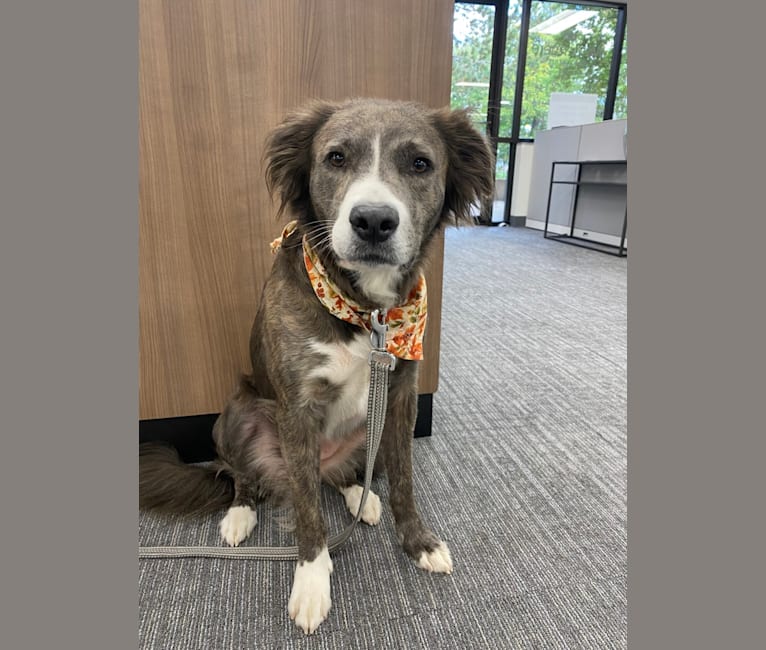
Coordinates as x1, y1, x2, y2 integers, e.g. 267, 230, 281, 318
337, 243, 417, 273
333, 238, 405, 269
346, 250, 398, 266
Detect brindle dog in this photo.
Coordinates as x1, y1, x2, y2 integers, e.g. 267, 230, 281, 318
140, 98, 493, 634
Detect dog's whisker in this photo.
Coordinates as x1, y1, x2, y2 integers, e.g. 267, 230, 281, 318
304, 231, 333, 247
304, 225, 331, 238
306, 220, 334, 229
305, 229, 331, 242
303, 224, 331, 236
279, 223, 333, 250
305, 240, 332, 253
303, 220, 335, 230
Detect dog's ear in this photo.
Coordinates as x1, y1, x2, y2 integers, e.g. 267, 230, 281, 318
264, 100, 338, 218
431, 108, 495, 226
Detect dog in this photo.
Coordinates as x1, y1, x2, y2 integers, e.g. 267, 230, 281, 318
139, 98, 494, 634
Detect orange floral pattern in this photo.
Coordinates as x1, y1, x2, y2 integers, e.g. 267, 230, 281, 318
271, 220, 428, 360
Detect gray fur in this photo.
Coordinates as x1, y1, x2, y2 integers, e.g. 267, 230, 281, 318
139, 97, 493, 584
138, 442, 234, 515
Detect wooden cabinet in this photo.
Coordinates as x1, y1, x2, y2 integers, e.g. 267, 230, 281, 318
139, 0, 454, 421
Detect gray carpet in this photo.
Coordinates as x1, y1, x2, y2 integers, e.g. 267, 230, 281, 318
139, 226, 627, 649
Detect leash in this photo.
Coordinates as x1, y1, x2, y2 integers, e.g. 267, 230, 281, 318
139, 309, 395, 560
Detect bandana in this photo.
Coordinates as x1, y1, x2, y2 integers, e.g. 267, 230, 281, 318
271, 221, 427, 360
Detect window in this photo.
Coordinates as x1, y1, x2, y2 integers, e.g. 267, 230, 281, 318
450, 0, 626, 224
451, 3, 497, 135
521, 2, 621, 138
494, 142, 512, 222
498, 2, 523, 137
613, 29, 627, 119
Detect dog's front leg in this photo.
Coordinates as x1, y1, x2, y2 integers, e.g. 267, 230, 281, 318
382, 363, 453, 574
277, 407, 333, 634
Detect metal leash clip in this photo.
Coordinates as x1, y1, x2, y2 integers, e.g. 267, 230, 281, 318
369, 309, 397, 371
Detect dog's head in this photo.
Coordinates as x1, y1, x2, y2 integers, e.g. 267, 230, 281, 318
266, 98, 494, 306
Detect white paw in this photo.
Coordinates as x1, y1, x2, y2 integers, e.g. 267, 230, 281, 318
416, 540, 453, 574
219, 505, 257, 547
288, 546, 333, 635
340, 485, 381, 525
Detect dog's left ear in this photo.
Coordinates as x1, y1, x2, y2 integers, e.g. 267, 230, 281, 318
431, 108, 495, 225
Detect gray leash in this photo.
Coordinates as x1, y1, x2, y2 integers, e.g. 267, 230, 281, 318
139, 309, 395, 560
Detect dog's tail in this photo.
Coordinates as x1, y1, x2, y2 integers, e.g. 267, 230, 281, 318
139, 442, 234, 515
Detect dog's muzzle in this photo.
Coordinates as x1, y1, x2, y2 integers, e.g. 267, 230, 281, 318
349, 204, 399, 244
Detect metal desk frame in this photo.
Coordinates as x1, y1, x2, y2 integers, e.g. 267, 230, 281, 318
543, 160, 627, 257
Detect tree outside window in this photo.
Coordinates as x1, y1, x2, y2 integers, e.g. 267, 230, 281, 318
451, 0, 627, 179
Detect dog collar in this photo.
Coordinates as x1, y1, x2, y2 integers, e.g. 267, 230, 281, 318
271, 221, 427, 361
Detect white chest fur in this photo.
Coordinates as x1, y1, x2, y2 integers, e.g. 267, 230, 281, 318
307, 333, 371, 439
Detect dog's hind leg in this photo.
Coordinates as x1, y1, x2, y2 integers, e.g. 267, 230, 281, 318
321, 439, 382, 525
219, 476, 259, 547
336, 483, 382, 525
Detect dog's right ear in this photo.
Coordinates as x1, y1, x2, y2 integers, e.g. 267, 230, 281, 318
431, 107, 495, 226
264, 100, 338, 218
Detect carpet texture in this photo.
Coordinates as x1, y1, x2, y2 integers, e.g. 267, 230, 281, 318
139, 226, 627, 649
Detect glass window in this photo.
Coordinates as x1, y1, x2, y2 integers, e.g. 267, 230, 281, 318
613, 29, 627, 119
498, 2, 523, 137
521, 2, 620, 138
493, 142, 512, 223
451, 2, 496, 134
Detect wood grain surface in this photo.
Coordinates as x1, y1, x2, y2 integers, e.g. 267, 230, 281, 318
140, 0, 454, 419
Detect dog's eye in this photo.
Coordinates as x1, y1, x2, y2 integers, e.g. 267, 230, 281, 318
412, 157, 431, 173
328, 151, 345, 167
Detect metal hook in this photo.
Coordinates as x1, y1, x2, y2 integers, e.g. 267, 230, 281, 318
369, 308, 396, 371
370, 309, 388, 351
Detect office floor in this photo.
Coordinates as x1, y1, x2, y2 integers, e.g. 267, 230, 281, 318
139, 226, 627, 649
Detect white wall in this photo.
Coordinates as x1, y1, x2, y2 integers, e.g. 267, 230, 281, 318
511, 120, 627, 225
524, 119, 627, 246
510, 142, 534, 217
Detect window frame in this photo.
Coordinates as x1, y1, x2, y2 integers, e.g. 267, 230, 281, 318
454, 0, 627, 224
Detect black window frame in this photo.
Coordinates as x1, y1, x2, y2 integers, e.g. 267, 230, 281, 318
454, 0, 627, 224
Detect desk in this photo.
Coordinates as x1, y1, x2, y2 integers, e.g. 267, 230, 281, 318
543, 160, 627, 257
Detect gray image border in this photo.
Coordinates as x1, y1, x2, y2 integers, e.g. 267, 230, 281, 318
1, 0, 765, 649
628, 0, 764, 648
0, 2, 138, 649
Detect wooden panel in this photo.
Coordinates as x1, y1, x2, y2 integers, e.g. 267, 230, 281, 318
140, 0, 454, 419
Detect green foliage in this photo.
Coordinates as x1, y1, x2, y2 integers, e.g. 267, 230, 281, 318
451, 1, 627, 179
450, 4, 495, 134
614, 30, 628, 119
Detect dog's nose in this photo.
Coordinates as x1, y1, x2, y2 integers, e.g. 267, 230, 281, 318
349, 205, 399, 244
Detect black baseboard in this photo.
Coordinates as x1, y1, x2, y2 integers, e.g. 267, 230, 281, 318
139, 413, 219, 462
413, 393, 432, 439
483, 216, 526, 228
139, 393, 433, 463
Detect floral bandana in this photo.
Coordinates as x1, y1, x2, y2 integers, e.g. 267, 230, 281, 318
271, 221, 427, 360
